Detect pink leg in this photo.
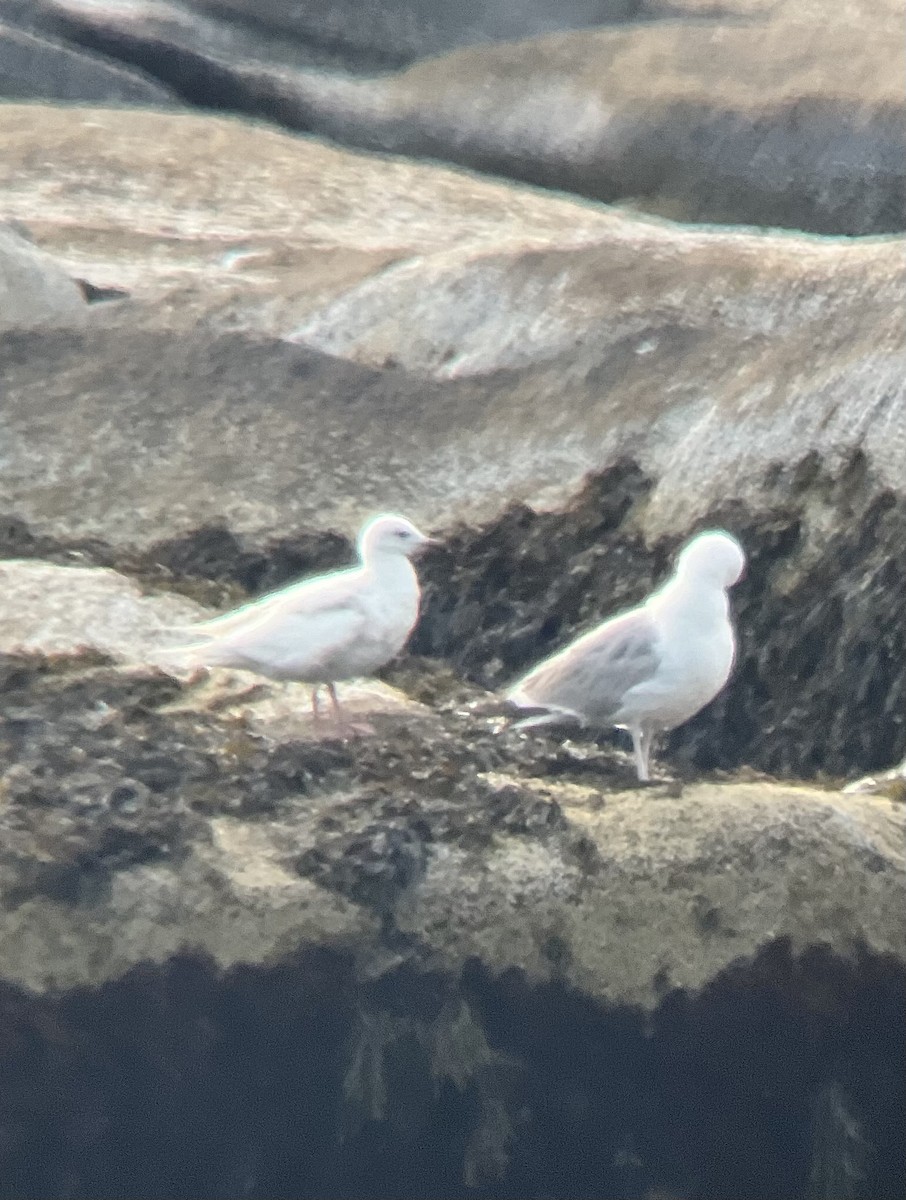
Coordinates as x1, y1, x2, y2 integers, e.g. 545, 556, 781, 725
327, 682, 345, 731
327, 682, 375, 737
311, 685, 324, 724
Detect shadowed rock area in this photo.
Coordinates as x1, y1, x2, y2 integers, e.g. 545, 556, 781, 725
0, 14, 174, 103
1, 0, 656, 78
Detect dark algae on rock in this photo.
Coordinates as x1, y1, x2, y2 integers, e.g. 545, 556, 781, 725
0, 635, 904, 1197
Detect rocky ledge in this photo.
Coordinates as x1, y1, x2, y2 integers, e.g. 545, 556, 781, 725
0, 639, 904, 1197
0, 552, 903, 1196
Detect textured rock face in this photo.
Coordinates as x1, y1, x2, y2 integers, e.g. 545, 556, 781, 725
297, 3, 905, 234
0, 17, 174, 103
0, 224, 86, 327
1, 646, 904, 1006
25, 0, 645, 77
0, 107, 903, 548
0, 105, 905, 780
0, 645, 903, 1195
23, 0, 906, 233
192, 0, 642, 60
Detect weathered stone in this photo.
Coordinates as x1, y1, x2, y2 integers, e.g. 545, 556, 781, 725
0, 563, 903, 1195
36, 0, 906, 233
199, 0, 641, 60
1, 649, 902, 1009
0, 224, 86, 327
314, 0, 905, 234
0, 18, 175, 103
1, 105, 905, 776
42, 0, 643, 77
0, 76, 904, 1197
0, 103, 612, 325
0, 107, 902, 551
0, 558, 204, 659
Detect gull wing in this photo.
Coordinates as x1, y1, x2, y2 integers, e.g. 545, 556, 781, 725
178, 565, 362, 642
508, 606, 661, 725
169, 570, 369, 675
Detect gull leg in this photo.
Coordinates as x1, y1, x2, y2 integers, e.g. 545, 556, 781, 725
327, 681, 376, 738
311, 685, 324, 724
638, 725, 654, 782
327, 682, 346, 733
630, 726, 650, 782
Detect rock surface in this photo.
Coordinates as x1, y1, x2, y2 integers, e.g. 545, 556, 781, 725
28, 0, 906, 233
3, 645, 902, 1197
0, 15, 175, 104
1, 104, 905, 778
0, 223, 86, 327
1, 646, 903, 1009
29, 0, 647, 78
288, 0, 906, 234
0, 106, 903, 547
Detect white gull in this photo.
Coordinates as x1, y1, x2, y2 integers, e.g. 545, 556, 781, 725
165, 513, 434, 730
506, 530, 746, 781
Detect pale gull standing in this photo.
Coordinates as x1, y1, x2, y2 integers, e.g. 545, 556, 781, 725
165, 514, 434, 732
506, 530, 746, 781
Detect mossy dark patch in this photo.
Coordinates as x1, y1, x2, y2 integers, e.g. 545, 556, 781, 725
5, 450, 906, 779
0, 655, 357, 905
407, 452, 906, 778
0, 647, 635, 922
0, 941, 901, 1198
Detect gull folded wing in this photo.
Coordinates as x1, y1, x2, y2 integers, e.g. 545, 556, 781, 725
509, 608, 662, 725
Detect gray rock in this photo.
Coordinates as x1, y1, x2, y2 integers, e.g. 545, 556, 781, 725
0, 19, 175, 103
0, 559, 205, 661
36, 0, 906, 233
0, 108, 902, 549
43, 0, 642, 76
0, 224, 86, 327
0, 647, 902, 1007
1, 105, 905, 778
281, 0, 906, 235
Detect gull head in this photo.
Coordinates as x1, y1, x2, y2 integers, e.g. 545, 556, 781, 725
676, 530, 746, 588
357, 513, 435, 561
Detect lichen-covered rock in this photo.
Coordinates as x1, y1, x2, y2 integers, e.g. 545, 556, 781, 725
0, 650, 903, 1010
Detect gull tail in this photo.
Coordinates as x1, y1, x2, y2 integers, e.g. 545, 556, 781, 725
510, 707, 582, 731
156, 636, 232, 671
504, 689, 583, 730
